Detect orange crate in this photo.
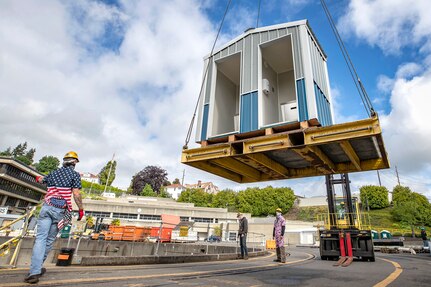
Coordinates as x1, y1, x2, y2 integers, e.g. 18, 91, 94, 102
266, 239, 276, 249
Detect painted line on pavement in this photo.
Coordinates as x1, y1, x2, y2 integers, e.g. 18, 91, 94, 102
0, 251, 275, 274
374, 257, 403, 287
0, 252, 313, 287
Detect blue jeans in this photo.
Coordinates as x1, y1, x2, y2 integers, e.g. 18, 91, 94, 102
239, 234, 248, 257
29, 204, 65, 276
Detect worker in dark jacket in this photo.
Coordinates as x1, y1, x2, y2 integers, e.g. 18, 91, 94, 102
421, 227, 428, 247
237, 212, 248, 259
273, 208, 287, 263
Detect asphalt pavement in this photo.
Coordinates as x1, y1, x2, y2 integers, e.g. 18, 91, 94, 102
0, 247, 430, 286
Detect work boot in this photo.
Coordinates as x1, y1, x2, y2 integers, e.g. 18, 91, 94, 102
24, 268, 46, 284
244, 255, 249, 260
280, 246, 286, 263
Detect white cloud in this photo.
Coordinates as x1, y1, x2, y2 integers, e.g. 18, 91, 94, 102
339, 0, 431, 55
339, 0, 431, 198
0, 0, 218, 189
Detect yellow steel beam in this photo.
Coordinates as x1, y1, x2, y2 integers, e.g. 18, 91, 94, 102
307, 146, 336, 172
245, 153, 289, 177
212, 157, 262, 181
181, 144, 235, 163
243, 134, 291, 154
304, 116, 381, 145
186, 161, 243, 183
292, 146, 335, 174
336, 158, 386, 173
339, 141, 361, 171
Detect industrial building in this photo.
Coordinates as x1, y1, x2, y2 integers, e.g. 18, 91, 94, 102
77, 196, 317, 245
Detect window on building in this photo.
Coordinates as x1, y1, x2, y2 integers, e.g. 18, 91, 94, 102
180, 216, 189, 222
191, 217, 212, 223
18, 200, 29, 208
5, 197, 17, 207
86, 211, 111, 218
140, 214, 161, 221
229, 232, 237, 241
112, 213, 138, 220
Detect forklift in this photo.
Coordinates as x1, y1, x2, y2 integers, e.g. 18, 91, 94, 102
319, 174, 375, 266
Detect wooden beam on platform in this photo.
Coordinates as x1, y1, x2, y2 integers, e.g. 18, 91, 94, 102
306, 146, 336, 173
245, 153, 289, 177
336, 158, 387, 173
339, 141, 361, 171
212, 157, 262, 181
187, 161, 243, 183
292, 147, 333, 174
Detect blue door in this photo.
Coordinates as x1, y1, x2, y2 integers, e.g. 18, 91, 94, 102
240, 91, 258, 133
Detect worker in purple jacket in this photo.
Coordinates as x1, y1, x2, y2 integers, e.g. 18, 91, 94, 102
273, 208, 286, 263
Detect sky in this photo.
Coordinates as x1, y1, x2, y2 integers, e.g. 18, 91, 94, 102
1, 0, 430, 199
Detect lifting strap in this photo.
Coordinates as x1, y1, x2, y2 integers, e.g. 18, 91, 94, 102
183, 0, 233, 149
320, 0, 375, 117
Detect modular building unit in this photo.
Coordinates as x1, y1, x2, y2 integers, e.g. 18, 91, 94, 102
196, 20, 333, 143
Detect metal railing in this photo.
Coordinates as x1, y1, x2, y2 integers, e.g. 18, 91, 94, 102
0, 206, 37, 268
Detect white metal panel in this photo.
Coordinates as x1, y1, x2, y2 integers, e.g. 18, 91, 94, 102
299, 25, 318, 119
251, 33, 260, 91
242, 35, 252, 94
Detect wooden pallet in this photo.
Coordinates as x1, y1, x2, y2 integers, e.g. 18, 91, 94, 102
182, 116, 390, 183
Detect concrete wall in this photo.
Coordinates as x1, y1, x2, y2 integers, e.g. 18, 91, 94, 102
0, 237, 263, 267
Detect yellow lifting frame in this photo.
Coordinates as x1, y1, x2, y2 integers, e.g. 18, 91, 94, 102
181, 116, 390, 183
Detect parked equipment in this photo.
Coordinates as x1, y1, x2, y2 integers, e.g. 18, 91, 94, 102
319, 174, 375, 266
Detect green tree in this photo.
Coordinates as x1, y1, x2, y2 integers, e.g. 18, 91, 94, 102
1, 142, 36, 165
140, 184, 157, 197
172, 178, 181, 184
34, 156, 60, 174
177, 188, 213, 207
0, 147, 12, 156
360, 185, 389, 209
111, 219, 121, 226
391, 185, 431, 236
99, 160, 117, 186
158, 187, 172, 198
213, 225, 222, 236
392, 185, 412, 204
236, 186, 296, 216
86, 215, 95, 228
211, 189, 238, 211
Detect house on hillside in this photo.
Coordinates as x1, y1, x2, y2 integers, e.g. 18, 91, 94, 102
165, 184, 186, 200
185, 180, 219, 195
80, 172, 98, 183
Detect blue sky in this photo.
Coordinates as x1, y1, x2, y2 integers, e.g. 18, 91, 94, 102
1, 0, 430, 198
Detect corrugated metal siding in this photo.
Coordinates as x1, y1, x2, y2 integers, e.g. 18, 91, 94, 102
201, 104, 209, 140
204, 60, 213, 104
297, 79, 308, 122
240, 91, 258, 133
307, 31, 328, 97
314, 82, 332, 126
251, 34, 260, 91
290, 27, 303, 79
242, 35, 252, 94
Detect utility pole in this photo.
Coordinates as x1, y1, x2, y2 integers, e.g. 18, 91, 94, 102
395, 166, 400, 186
377, 170, 382, 186
181, 169, 185, 186
103, 153, 115, 193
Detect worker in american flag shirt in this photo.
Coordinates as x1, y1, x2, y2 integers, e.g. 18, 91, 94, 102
24, 151, 84, 284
